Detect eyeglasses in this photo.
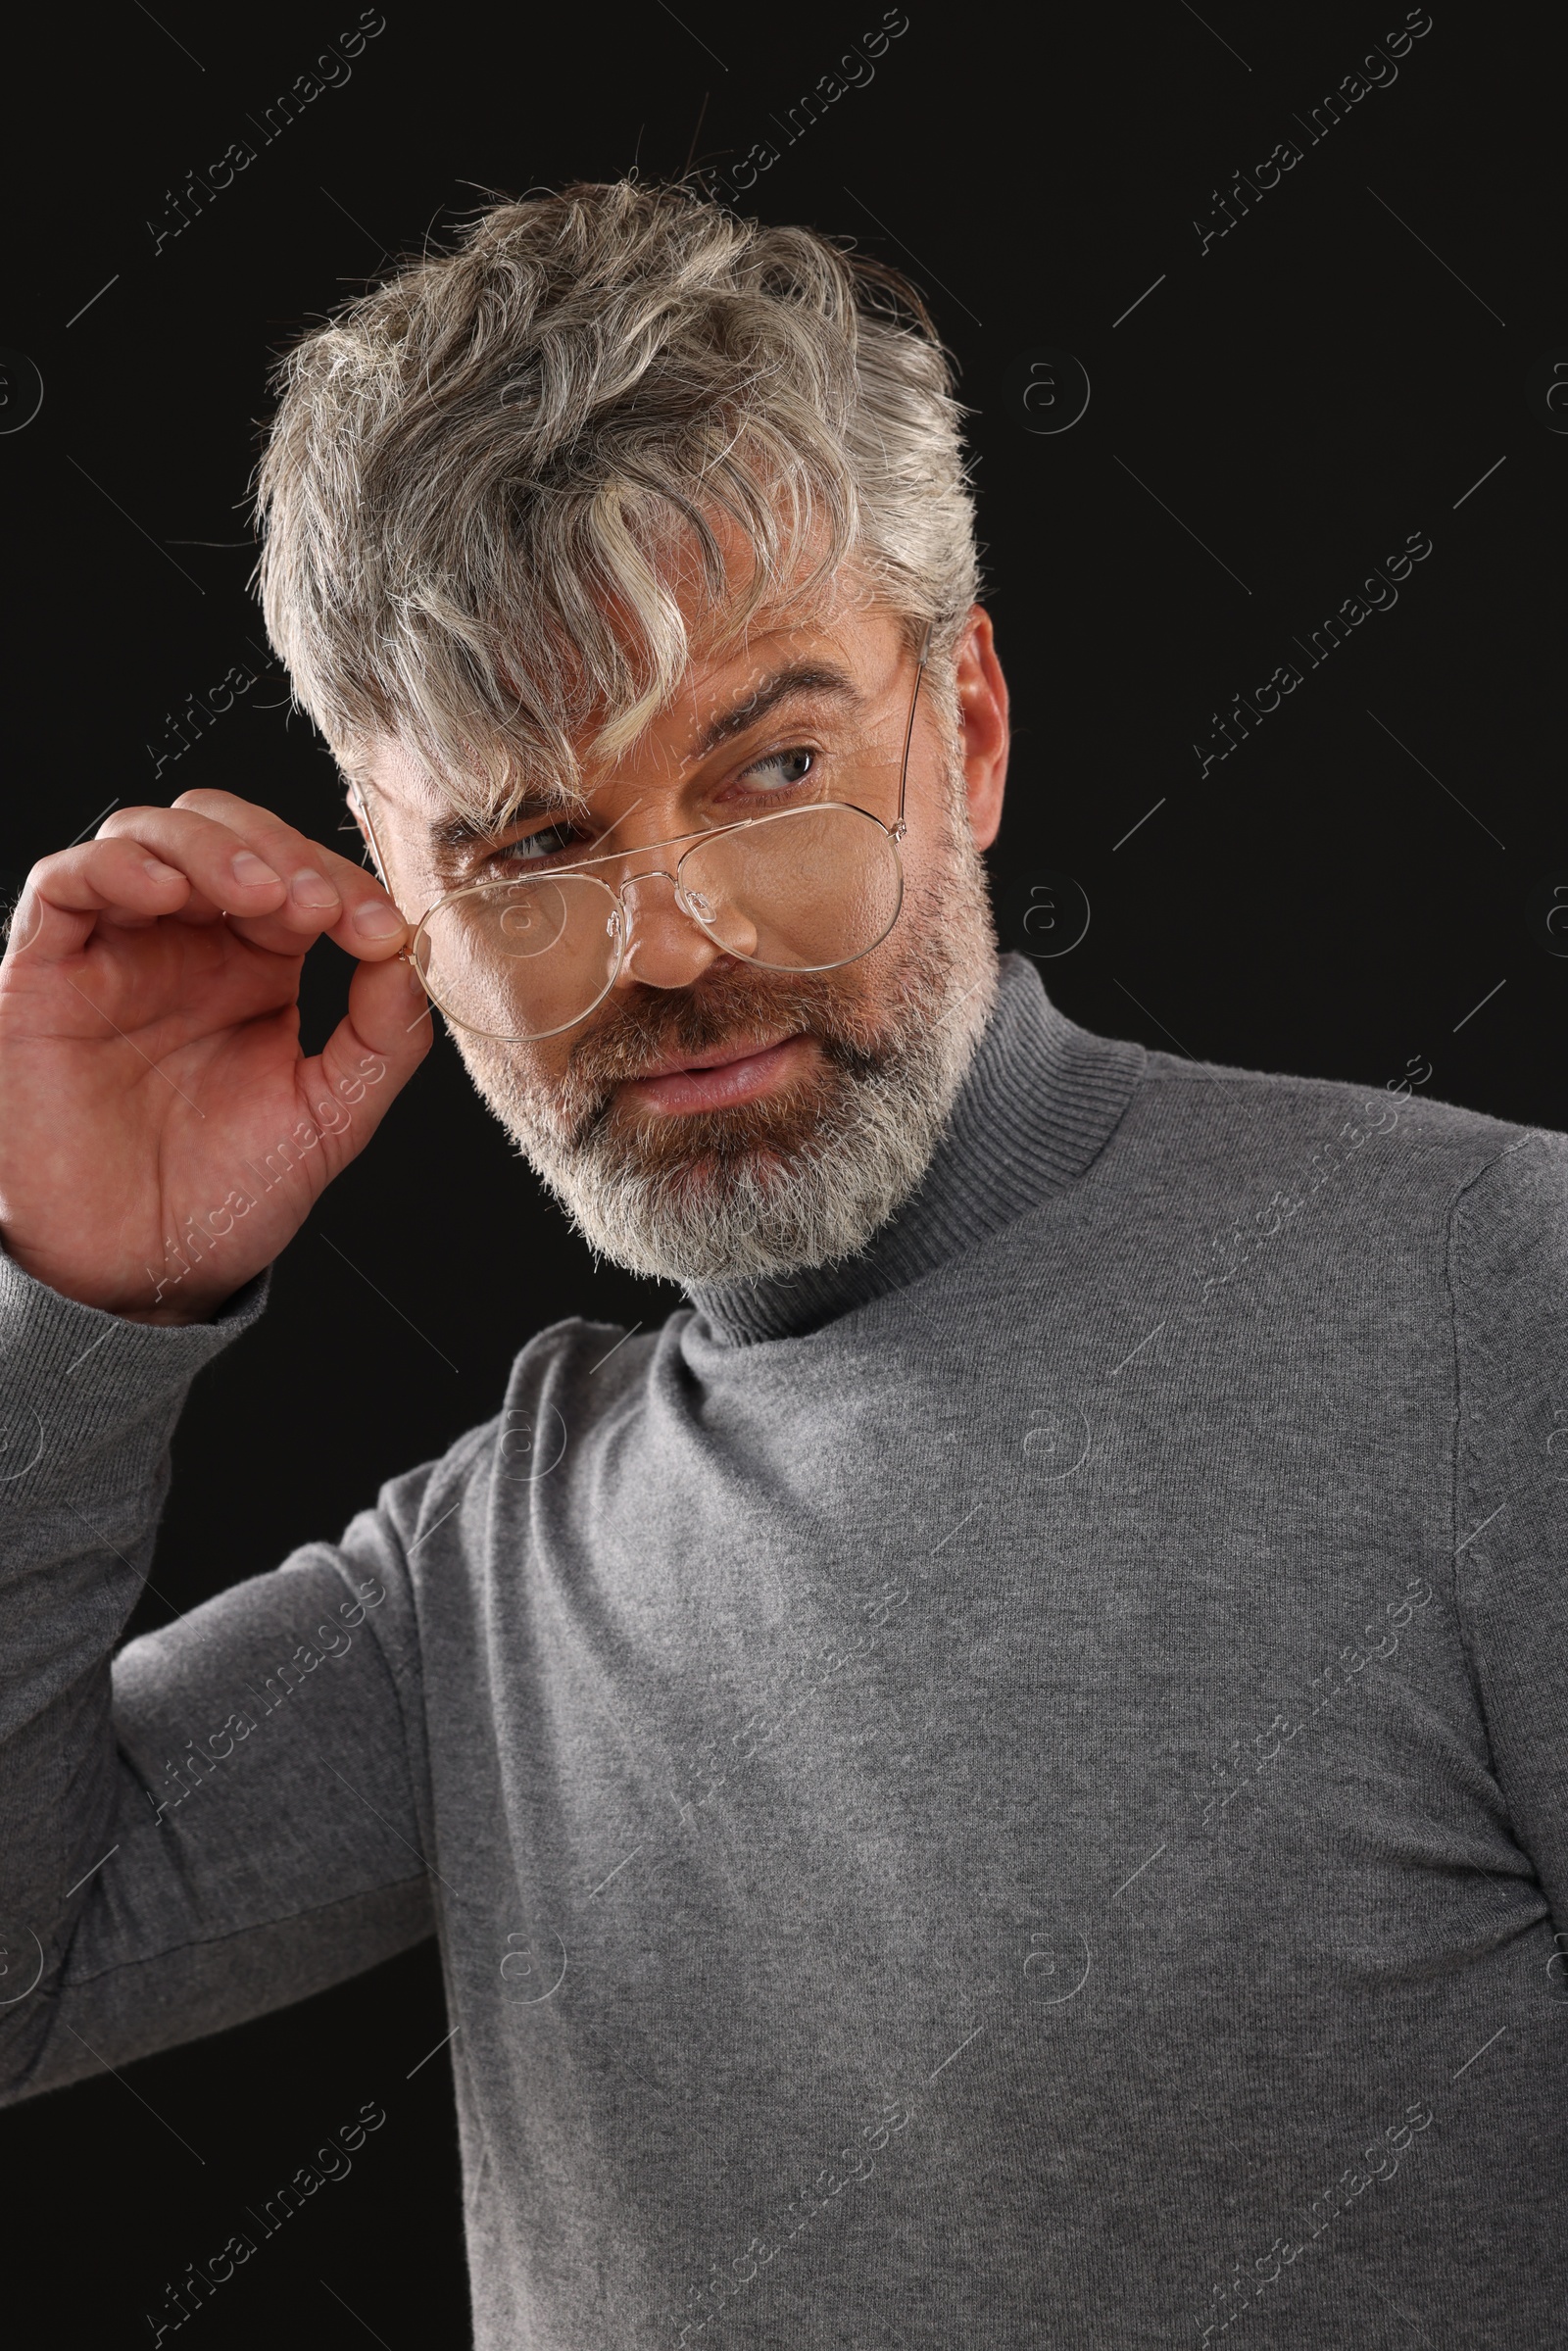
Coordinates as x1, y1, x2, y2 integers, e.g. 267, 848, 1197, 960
354, 634, 930, 1043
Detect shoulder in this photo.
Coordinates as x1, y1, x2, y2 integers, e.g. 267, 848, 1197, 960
1129, 1042, 1542, 1207
1448, 1125, 1568, 1303
369, 1312, 666, 1563
490, 1312, 663, 1463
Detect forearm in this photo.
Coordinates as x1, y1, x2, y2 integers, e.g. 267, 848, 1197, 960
0, 1248, 263, 2053
0, 1250, 434, 2100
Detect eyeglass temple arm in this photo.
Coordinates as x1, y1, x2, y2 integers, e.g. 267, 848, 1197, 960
895, 622, 934, 835
345, 780, 404, 914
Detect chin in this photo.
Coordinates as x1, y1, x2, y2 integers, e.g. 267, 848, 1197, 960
524, 1033, 981, 1287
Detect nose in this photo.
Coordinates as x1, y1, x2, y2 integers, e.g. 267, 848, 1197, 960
617, 868, 732, 991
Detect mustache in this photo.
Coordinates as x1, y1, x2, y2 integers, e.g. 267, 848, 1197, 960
562, 967, 885, 1107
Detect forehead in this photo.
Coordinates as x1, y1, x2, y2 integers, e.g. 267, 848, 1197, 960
358, 594, 906, 825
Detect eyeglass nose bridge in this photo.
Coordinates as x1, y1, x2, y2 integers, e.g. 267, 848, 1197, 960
615, 863, 721, 980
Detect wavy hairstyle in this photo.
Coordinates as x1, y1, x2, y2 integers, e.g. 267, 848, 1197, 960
254, 178, 979, 824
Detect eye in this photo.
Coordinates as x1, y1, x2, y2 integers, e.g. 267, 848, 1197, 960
739, 748, 814, 796
485, 816, 588, 870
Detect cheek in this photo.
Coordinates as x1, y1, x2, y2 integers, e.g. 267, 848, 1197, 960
454, 1027, 578, 1127
525, 1042, 577, 1102
893, 795, 974, 915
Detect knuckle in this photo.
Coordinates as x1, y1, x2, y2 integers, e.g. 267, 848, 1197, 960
174, 787, 301, 855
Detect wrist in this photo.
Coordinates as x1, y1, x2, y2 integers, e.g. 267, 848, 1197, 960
117, 1296, 243, 1327
0, 1241, 247, 1328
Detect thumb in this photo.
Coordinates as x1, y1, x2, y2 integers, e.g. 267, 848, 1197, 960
306, 952, 434, 1153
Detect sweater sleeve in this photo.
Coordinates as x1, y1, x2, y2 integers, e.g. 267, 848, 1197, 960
1448, 1126, 1568, 1929
0, 1248, 438, 2104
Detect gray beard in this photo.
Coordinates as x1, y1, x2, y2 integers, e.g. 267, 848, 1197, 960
451, 783, 999, 1287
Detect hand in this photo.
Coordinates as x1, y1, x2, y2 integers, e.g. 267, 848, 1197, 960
0, 786, 432, 1323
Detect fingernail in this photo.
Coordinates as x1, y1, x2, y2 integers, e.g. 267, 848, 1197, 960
142, 858, 183, 883
232, 851, 281, 888
290, 867, 340, 909
353, 896, 405, 939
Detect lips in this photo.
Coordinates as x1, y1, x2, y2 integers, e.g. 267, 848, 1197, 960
630, 1031, 802, 1083
615, 1033, 812, 1114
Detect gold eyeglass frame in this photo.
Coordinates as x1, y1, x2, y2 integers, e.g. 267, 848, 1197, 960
350, 626, 932, 1043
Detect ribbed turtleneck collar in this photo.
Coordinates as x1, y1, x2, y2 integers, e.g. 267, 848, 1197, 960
684, 953, 1146, 1347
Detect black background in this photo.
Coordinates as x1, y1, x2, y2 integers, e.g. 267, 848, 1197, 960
3, 0, 1564, 2341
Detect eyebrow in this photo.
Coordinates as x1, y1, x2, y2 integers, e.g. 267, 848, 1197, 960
693, 661, 861, 755
421, 661, 864, 854
425, 795, 577, 856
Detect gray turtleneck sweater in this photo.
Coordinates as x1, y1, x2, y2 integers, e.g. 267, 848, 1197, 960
3, 954, 1567, 2347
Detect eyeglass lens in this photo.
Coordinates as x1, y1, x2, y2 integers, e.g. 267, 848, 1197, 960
414, 801, 904, 1042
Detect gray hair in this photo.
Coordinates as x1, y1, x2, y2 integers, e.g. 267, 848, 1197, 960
253, 178, 979, 824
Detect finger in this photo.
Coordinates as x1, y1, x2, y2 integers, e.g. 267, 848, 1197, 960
93, 800, 382, 956
92, 801, 300, 926
6, 833, 215, 967
165, 787, 409, 958
306, 947, 435, 1147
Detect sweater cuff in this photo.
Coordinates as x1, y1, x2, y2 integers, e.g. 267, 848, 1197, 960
0, 1248, 270, 1503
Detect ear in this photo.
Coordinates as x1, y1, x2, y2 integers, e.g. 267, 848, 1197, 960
953, 606, 1008, 853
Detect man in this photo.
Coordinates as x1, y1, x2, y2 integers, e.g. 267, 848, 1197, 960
0, 180, 1563, 2347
